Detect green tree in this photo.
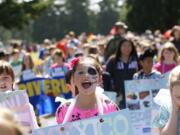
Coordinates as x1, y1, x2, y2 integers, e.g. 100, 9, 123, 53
64, 0, 90, 34
32, 0, 91, 42
0, 0, 53, 29
32, 6, 61, 42
97, 0, 120, 34
126, 0, 180, 32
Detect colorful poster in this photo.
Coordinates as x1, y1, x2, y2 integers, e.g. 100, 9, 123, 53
125, 77, 168, 135
103, 91, 117, 102
32, 109, 133, 135
17, 77, 71, 115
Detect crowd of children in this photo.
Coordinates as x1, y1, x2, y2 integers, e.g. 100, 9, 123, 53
0, 23, 180, 134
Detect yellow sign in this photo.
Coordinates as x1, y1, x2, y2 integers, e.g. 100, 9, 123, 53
18, 78, 68, 97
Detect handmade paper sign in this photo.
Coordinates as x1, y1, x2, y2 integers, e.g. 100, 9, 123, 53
32, 109, 133, 135
0, 90, 38, 130
125, 77, 168, 135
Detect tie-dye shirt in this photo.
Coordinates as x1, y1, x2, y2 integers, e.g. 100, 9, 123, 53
153, 103, 180, 135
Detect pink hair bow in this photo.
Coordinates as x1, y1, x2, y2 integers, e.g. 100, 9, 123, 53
70, 57, 80, 69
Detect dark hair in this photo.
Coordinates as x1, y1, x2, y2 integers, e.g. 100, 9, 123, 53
22, 53, 34, 71
88, 46, 98, 54
53, 49, 63, 57
53, 49, 65, 61
0, 61, 15, 82
114, 38, 138, 62
0, 51, 5, 60
65, 70, 72, 84
139, 48, 155, 61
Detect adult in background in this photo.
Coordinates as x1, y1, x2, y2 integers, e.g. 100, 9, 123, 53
10, 49, 23, 82
106, 38, 138, 109
104, 21, 128, 61
171, 25, 180, 54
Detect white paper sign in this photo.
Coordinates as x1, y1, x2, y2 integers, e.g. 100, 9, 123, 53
0, 90, 38, 130
22, 69, 36, 81
32, 109, 133, 135
125, 78, 168, 135
51, 67, 65, 77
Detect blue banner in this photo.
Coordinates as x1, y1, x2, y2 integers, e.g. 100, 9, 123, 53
18, 77, 72, 115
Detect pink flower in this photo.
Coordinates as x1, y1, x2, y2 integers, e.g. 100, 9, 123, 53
70, 57, 80, 69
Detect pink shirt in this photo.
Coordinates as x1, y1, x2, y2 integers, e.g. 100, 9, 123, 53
154, 62, 176, 74
56, 96, 118, 124
51, 63, 70, 69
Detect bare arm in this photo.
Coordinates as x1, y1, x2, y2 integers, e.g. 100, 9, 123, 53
160, 101, 179, 135
160, 89, 180, 135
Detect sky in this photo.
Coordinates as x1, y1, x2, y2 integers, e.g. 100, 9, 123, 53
54, 0, 124, 13
1, 0, 124, 13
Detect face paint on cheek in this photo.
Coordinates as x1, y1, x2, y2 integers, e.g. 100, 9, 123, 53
92, 75, 98, 80
86, 66, 99, 84
88, 75, 98, 85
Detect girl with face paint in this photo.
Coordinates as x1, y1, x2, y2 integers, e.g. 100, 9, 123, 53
56, 57, 119, 124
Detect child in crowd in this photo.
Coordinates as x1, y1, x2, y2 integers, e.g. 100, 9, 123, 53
49, 49, 69, 77
20, 53, 38, 81
43, 45, 56, 75
0, 60, 16, 92
10, 49, 23, 81
21, 53, 35, 72
153, 65, 180, 135
154, 42, 179, 74
56, 57, 118, 124
0, 60, 38, 131
133, 48, 161, 79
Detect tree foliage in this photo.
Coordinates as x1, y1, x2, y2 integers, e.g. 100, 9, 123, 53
126, 0, 180, 33
64, 0, 90, 34
97, 0, 119, 34
0, 0, 121, 42
32, 0, 91, 42
32, 0, 120, 42
0, 0, 53, 29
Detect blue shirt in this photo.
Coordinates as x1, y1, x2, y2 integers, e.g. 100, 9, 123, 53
133, 70, 161, 80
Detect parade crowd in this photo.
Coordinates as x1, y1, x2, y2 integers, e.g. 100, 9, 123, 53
0, 22, 180, 135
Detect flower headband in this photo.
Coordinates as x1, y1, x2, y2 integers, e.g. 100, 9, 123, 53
70, 57, 80, 69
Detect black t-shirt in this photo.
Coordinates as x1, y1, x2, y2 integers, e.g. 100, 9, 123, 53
106, 56, 138, 96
